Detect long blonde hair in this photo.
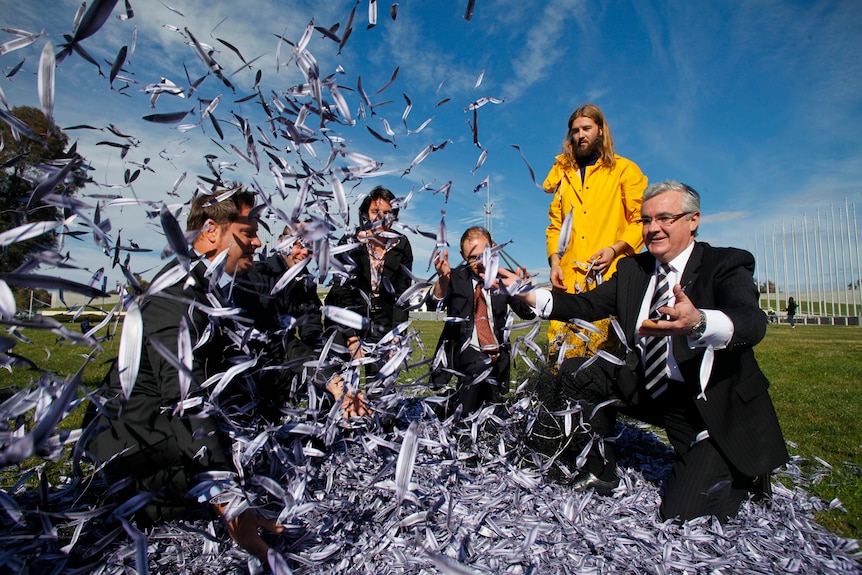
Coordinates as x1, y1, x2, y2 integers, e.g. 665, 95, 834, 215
560, 104, 616, 172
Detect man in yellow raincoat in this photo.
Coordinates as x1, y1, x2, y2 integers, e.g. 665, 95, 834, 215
544, 104, 647, 358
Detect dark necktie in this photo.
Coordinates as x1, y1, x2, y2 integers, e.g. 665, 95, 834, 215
643, 264, 672, 398
219, 282, 234, 307
474, 282, 498, 353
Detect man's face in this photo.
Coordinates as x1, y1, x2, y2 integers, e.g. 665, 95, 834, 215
215, 205, 261, 276
461, 235, 490, 279
366, 198, 394, 231
569, 116, 602, 160
642, 191, 699, 264
283, 239, 310, 267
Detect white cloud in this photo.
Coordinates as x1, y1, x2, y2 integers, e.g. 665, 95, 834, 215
507, 0, 587, 101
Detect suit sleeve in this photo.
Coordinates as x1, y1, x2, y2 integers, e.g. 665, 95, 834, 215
296, 283, 324, 345
510, 298, 537, 321
324, 242, 364, 337
548, 273, 620, 323
234, 266, 277, 329
394, 236, 414, 296
143, 295, 229, 470
708, 249, 766, 349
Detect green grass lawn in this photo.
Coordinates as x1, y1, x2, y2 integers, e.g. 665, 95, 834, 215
2, 315, 861, 540
755, 324, 862, 537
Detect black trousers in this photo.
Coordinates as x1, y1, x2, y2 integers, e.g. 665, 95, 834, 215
554, 357, 751, 522
101, 434, 199, 524
432, 345, 511, 419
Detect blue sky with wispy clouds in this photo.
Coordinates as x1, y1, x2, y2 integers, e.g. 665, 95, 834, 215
1, 0, 860, 293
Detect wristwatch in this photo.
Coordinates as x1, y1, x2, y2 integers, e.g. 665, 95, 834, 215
690, 310, 707, 339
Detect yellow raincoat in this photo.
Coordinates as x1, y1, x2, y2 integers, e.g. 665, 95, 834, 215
544, 153, 647, 358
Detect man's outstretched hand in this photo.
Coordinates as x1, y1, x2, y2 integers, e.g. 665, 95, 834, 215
213, 502, 284, 561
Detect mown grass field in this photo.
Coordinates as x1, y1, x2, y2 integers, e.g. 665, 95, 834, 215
2, 316, 860, 540
754, 324, 862, 538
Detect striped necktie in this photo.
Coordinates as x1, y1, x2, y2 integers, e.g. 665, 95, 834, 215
643, 264, 672, 398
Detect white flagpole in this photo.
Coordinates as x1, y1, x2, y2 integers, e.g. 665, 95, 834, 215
754, 232, 762, 309
802, 214, 813, 321
772, 224, 781, 318
855, 203, 861, 317
846, 198, 858, 317
817, 210, 826, 316
831, 204, 840, 316
825, 208, 834, 316
792, 218, 801, 316
763, 227, 771, 313
484, 179, 493, 238
838, 206, 850, 315
781, 220, 790, 309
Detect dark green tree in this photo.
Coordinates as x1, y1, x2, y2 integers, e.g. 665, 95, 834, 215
12, 287, 50, 313
0, 105, 86, 274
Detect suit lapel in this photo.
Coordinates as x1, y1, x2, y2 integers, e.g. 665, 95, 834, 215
188, 259, 231, 308
457, 265, 476, 328
674, 242, 704, 361
621, 254, 655, 345
351, 243, 371, 291
678, 241, 703, 295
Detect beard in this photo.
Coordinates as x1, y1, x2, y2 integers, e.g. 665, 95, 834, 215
573, 137, 601, 163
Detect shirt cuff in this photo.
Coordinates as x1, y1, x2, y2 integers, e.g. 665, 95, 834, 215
688, 309, 733, 349
534, 289, 554, 318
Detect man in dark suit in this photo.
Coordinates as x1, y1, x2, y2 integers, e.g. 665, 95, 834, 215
324, 186, 413, 380
429, 226, 535, 417
515, 180, 788, 522
87, 186, 281, 560
235, 225, 328, 412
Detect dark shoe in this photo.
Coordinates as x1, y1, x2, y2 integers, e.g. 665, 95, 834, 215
751, 472, 773, 507
567, 471, 619, 496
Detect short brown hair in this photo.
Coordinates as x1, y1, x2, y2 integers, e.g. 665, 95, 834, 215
459, 226, 493, 254
187, 184, 257, 231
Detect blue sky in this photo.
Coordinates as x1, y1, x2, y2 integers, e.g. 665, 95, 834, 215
2, 0, 861, 295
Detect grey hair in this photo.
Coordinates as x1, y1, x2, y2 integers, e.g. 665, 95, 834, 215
643, 180, 700, 236
643, 180, 700, 213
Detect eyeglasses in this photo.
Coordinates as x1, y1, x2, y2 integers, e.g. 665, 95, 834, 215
464, 254, 483, 264
635, 212, 693, 227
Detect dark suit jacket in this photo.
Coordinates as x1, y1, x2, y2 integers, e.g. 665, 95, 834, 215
235, 253, 323, 347
325, 233, 413, 336
548, 242, 788, 477
430, 264, 536, 388
233, 254, 327, 408
89, 259, 233, 478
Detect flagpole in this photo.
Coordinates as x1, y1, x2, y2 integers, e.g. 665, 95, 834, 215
838, 206, 850, 315
772, 224, 781, 318
763, 227, 771, 313
831, 204, 840, 315
792, 218, 800, 316
781, 220, 790, 308
815, 208, 826, 316
754, 232, 762, 309
855, 203, 861, 317
846, 198, 858, 317
484, 179, 493, 237
802, 214, 813, 321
